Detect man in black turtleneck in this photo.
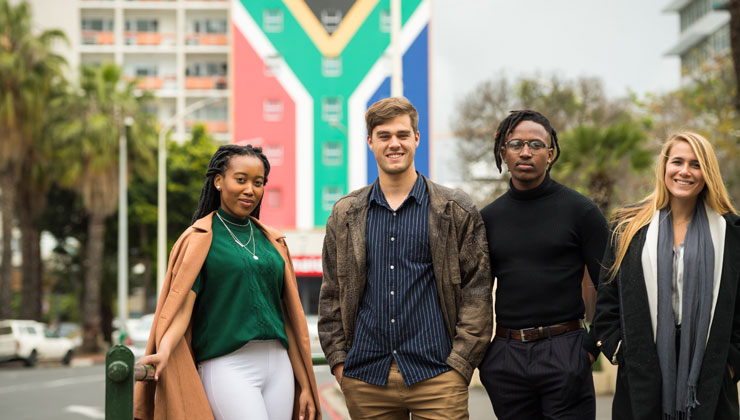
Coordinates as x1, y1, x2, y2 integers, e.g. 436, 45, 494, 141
478, 110, 608, 420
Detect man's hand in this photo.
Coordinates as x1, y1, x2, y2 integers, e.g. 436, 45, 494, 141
333, 364, 344, 385
588, 353, 596, 365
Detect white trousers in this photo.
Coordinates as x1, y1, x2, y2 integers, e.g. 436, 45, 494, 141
198, 340, 295, 420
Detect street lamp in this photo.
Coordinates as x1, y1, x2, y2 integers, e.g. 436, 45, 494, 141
157, 97, 225, 298
118, 116, 134, 339
390, 0, 402, 97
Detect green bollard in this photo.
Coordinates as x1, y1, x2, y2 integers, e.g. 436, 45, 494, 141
106, 345, 134, 420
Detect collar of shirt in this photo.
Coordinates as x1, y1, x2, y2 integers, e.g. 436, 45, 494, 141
369, 172, 426, 210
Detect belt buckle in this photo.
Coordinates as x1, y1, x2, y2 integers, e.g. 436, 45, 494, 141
518, 327, 537, 343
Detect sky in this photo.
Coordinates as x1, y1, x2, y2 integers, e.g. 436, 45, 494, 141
430, 0, 682, 136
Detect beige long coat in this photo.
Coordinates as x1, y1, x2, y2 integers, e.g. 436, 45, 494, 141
134, 212, 321, 420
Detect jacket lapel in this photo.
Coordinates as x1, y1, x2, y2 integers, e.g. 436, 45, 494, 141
696, 214, 740, 418
347, 190, 369, 293
622, 227, 664, 418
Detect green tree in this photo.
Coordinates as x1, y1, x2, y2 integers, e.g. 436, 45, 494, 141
640, 56, 740, 204
59, 63, 155, 352
126, 123, 219, 312
552, 119, 654, 216
0, 0, 66, 319
452, 74, 631, 205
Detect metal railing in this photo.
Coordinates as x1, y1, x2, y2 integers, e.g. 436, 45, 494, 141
105, 345, 328, 419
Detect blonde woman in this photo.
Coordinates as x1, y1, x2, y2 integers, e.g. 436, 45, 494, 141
593, 132, 740, 420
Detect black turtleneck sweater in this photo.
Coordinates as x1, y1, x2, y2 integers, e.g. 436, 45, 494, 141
480, 173, 608, 353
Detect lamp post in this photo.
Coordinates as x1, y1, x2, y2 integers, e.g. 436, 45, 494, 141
118, 116, 134, 338
390, 0, 403, 97
157, 97, 225, 298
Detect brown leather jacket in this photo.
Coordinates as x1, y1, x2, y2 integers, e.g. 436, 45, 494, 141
134, 212, 320, 420
318, 176, 493, 382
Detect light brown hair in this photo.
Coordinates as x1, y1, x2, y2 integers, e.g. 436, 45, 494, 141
365, 97, 419, 137
607, 131, 737, 281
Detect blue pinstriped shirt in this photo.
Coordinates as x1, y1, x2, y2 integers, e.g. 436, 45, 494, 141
343, 175, 452, 386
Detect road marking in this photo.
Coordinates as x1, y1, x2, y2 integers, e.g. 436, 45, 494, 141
0, 374, 101, 394
65, 405, 105, 419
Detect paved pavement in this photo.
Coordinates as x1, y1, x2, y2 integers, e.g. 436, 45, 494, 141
0, 352, 615, 419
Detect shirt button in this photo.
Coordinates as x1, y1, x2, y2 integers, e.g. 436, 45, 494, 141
391, 318, 395, 323
393, 350, 397, 354
390, 291, 395, 295
390, 237, 395, 242
390, 265, 394, 270
393, 212, 397, 216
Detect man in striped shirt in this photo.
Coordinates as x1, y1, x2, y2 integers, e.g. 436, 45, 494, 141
319, 97, 493, 419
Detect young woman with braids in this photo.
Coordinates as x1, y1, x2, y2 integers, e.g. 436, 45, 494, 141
593, 132, 740, 419
134, 145, 320, 420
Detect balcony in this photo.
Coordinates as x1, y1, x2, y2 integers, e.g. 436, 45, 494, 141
185, 76, 228, 90
81, 31, 115, 45
124, 31, 176, 46
125, 75, 176, 91
185, 119, 228, 133
185, 33, 228, 46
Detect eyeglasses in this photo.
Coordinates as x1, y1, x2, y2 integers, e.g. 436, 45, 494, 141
504, 139, 549, 152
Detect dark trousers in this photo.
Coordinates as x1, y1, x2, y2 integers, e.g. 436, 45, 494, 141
478, 329, 595, 420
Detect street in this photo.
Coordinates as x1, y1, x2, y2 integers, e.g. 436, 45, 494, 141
0, 359, 614, 419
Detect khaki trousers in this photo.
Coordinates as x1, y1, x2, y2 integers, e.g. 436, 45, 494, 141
340, 361, 469, 420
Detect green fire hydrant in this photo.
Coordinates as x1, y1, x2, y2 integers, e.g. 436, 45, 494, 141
105, 345, 134, 420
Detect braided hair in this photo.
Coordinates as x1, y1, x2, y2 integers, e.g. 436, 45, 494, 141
191, 144, 271, 223
493, 110, 560, 173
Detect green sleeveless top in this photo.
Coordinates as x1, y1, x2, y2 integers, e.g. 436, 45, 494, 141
190, 208, 288, 362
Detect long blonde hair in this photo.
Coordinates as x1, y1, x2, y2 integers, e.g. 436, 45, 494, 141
607, 131, 737, 280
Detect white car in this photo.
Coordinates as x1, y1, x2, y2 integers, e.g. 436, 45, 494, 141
0, 320, 75, 367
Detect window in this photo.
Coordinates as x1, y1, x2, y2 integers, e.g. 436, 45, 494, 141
192, 105, 227, 120
125, 19, 158, 32
190, 19, 227, 34
320, 9, 342, 33
0, 326, 11, 335
379, 9, 391, 33
322, 186, 344, 210
321, 97, 342, 123
322, 56, 342, 77
322, 142, 343, 166
263, 99, 284, 122
134, 64, 158, 77
265, 188, 283, 208
82, 18, 113, 31
264, 54, 282, 77
264, 144, 284, 166
186, 63, 226, 76
263, 9, 284, 33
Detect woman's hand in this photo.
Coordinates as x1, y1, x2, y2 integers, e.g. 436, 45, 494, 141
297, 388, 315, 420
138, 350, 171, 381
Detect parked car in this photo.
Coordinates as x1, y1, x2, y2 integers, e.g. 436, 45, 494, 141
0, 320, 75, 367
112, 314, 154, 359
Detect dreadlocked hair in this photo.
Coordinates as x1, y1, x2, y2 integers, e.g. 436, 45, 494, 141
191, 144, 271, 223
493, 109, 560, 173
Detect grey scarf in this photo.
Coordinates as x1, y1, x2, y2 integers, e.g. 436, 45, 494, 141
656, 202, 714, 419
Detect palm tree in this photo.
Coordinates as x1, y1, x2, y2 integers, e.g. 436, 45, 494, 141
553, 119, 654, 217
0, 0, 67, 319
59, 63, 155, 352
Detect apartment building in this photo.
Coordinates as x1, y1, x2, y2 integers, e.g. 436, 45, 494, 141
664, 0, 730, 74
30, 0, 231, 142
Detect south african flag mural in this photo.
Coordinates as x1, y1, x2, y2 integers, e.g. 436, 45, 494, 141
232, 0, 431, 229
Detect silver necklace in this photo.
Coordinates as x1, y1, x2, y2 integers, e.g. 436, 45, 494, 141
216, 212, 259, 260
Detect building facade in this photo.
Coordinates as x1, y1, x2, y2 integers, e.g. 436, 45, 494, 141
664, 0, 730, 74
29, 0, 231, 143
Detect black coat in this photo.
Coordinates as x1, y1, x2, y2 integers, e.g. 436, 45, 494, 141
593, 212, 740, 420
